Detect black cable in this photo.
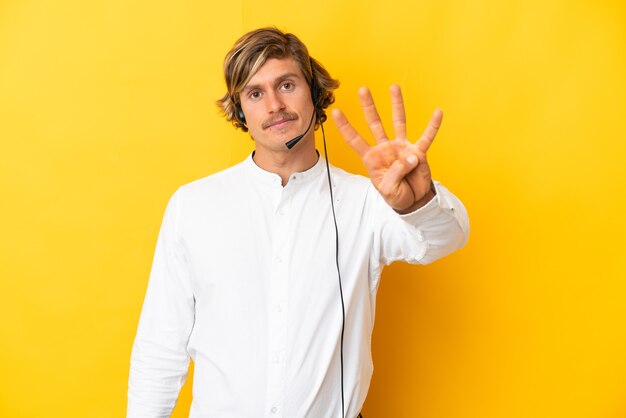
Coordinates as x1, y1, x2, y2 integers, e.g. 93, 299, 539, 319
321, 121, 346, 418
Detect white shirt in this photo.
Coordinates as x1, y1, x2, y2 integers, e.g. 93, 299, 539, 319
128, 154, 469, 418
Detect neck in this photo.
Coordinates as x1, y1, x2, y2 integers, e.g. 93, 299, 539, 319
252, 132, 318, 186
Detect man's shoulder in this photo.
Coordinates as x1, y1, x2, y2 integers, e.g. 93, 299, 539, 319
178, 159, 248, 194
163, 159, 250, 212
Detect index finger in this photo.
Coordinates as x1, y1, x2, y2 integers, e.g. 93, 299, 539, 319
331, 108, 371, 157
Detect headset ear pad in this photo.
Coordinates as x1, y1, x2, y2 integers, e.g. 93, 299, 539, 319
311, 81, 321, 109
237, 106, 246, 124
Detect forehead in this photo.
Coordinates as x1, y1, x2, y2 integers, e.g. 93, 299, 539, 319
244, 57, 306, 89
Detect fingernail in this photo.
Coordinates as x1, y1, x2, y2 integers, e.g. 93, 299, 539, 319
407, 155, 417, 165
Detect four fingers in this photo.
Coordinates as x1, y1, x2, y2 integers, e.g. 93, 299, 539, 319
333, 85, 443, 160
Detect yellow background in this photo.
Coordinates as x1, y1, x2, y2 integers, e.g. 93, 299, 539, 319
1, 0, 625, 417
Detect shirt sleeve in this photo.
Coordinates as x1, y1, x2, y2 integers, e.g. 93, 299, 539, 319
369, 180, 469, 289
127, 190, 195, 418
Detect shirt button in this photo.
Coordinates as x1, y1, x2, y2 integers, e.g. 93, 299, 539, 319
275, 304, 282, 312
276, 256, 283, 263
278, 209, 285, 216
271, 406, 278, 413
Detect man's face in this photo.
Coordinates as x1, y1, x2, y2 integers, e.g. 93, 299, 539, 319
239, 57, 315, 152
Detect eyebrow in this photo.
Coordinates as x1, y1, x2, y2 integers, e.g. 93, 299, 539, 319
242, 72, 301, 93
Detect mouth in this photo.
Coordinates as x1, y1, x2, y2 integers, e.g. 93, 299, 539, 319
263, 113, 298, 130
267, 119, 292, 129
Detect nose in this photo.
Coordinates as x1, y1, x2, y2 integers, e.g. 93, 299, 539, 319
265, 90, 286, 113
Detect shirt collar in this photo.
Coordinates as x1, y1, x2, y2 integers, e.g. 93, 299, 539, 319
244, 151, 326, 186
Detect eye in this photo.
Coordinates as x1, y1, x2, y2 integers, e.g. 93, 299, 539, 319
281, 82, 294, 91
248, 90, 261, 101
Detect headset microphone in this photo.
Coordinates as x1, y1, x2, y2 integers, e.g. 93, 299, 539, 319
285, 109, 316, 149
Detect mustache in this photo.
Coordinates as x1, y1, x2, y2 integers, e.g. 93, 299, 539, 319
262, 112, 298, 129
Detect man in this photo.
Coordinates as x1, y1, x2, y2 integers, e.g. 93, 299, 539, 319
128, 27, 469, 418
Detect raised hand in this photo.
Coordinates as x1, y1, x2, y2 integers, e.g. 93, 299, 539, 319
332, 85, 442, 214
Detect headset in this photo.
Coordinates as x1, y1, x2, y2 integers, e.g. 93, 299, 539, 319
236, 62, 350, 418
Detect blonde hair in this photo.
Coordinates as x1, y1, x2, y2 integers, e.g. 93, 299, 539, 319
217, 27, 339, 132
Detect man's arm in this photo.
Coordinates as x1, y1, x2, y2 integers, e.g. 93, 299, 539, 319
333, 85, 469, 278
363, 178, 468, 291
128, 191, 195, 418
